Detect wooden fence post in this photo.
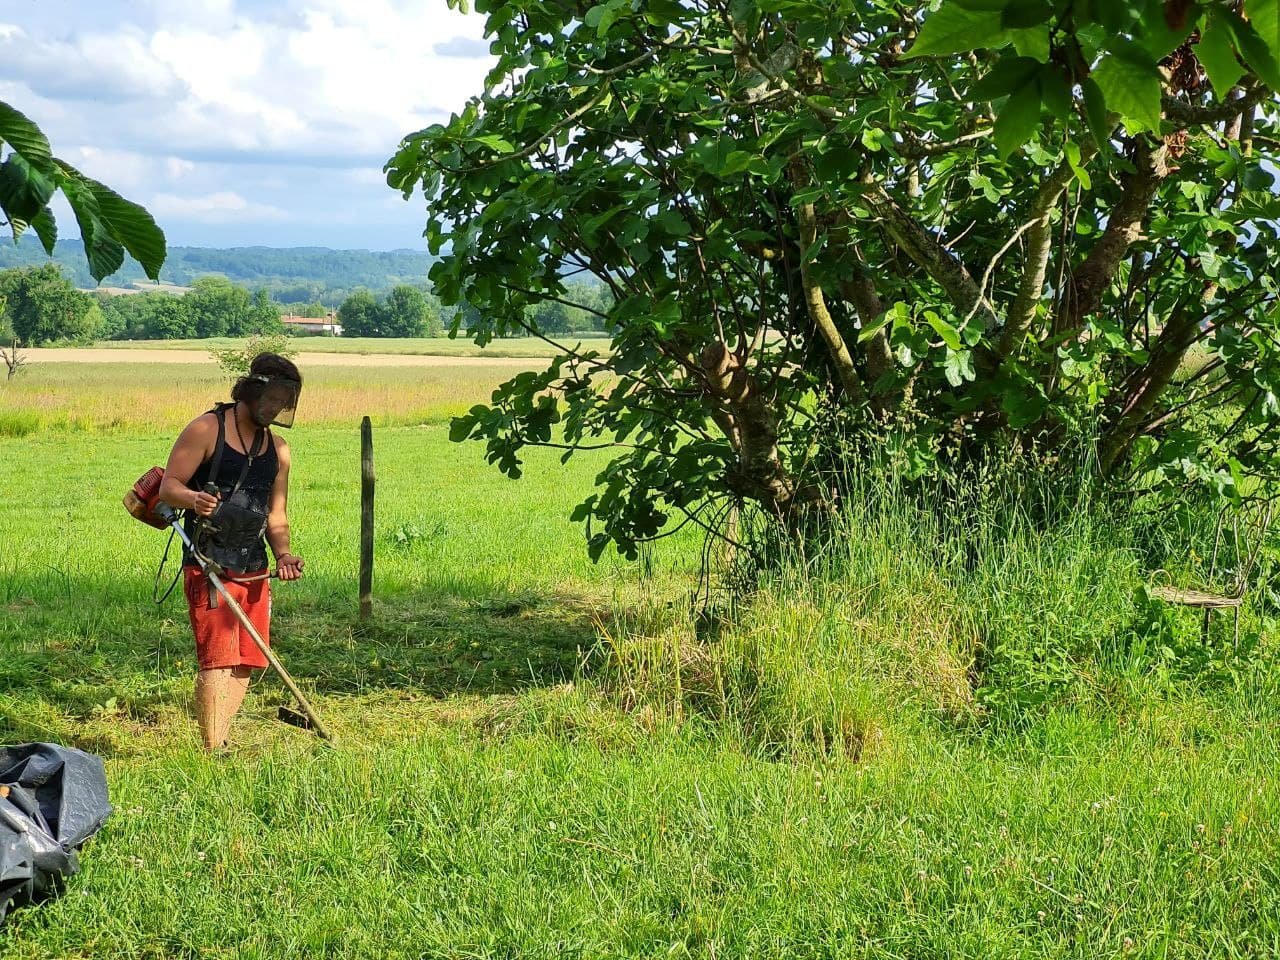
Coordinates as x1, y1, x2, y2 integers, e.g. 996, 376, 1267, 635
359, 416, 374, 621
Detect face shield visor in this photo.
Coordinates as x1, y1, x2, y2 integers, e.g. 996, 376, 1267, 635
240, 374, 301, 428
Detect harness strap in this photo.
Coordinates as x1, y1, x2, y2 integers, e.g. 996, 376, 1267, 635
193, 403, 267, 565
206, 402, 229, 493
206, 403, 265, 499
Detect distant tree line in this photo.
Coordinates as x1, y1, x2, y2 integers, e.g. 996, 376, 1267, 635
0, 265, 282, 344
333, 279, 613, 338
0, 236, 433, 305
0, 261, 616, 345
518, 280, 613, 336
337, 286, 442, 337
278, 301, 332, 319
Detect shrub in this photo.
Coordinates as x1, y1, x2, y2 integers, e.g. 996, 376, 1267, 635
211, 334, 297, 378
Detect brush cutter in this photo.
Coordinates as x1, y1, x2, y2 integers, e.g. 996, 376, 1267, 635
153, 501, 334, 743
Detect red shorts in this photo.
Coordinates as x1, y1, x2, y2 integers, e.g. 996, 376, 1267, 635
183, 566, 271, 670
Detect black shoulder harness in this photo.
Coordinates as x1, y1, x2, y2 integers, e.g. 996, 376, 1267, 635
205, 402, 266, 499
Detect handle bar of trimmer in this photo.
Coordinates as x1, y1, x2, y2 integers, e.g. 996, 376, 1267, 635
156, 503, 334, 743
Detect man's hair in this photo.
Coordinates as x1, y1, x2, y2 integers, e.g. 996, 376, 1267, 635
232, 353, 302, 401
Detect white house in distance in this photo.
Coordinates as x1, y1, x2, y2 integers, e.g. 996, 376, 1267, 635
280, 314, 343, 336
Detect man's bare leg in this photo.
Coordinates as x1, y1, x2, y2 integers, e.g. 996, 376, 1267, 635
195, 668, 231, 751
217, 666, 253, 746
196, 666, 254, 750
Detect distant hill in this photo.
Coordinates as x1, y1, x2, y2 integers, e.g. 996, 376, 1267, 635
0, 236, 433, 306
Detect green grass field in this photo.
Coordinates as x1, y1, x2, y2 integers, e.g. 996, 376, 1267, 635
2, 361, 1280, 958
92, 335, 607, 359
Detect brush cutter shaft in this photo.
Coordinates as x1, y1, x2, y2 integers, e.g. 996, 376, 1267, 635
162, 512, 333, 742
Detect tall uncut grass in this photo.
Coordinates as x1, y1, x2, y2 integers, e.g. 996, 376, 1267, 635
0, 360, 528, 433
604, 452, 1279, 759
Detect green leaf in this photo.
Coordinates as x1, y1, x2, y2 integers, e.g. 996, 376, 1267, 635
1037, 64, 1071, 120
58, 174, 125, 283
83, 176, 167, 280
1081, 78, 1112, 144
857, 311, 891, 343
474, 134, 515, 153
1136, 6, 1194, 60
1241, 161, 1276, 190
1197, 15, 1245, 96
584, 0, 624, 36
860, 127, 895, 153
969, 55, 1041, 101
1064, 141, 1092, 190
31, 207, 57, 255
1248, 0, 1280, 63
0, 101, 53, 167
690, 137, 734, 175
1009, 26, 1051, 62
1092, 48, 1162, 134
926, 311, 963, 351
1001, 384, 1048, 427
908, 2, 1006, 57
1225, 9, 1280, 89
1000, 0, 1051, 30
719, 150, 756, 176
943, 349, 976, 386
0, 153, 55, 240
449, 412, 479, 442
993, 82, 1042, 157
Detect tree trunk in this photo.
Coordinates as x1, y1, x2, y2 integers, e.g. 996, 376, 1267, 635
1099, 307, 1201, 474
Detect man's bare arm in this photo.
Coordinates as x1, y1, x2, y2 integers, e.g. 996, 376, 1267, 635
160, 414, 219, 517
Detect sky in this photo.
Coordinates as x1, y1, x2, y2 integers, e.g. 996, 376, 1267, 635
0, 0, 494, 249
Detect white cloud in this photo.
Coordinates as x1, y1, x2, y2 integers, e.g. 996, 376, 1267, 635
0, 1, 495, 246
61, 146, 157, 191
166, 157, 197, 178
150, 191, 290, 223
0, 23, 181, 102
347, 167, 390, 187
1, 1, 493, 157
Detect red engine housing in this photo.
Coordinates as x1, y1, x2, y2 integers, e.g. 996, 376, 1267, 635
124, 466, 169, 529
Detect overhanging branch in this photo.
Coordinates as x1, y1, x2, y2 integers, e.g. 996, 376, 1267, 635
1162, 84, 1268, 128
862, 183, 999, 330
998, 146, 1093, 359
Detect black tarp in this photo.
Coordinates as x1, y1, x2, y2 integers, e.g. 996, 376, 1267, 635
0, 743, 111, 923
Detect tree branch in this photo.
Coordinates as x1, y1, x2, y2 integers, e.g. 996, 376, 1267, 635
788, 157, 867, 404
862, 183, 999, 330
839, 265, 894, 397
1099, 304, 1202, 474
1058, 141, 1169, 333
1162, 84, 1268, 128
899, 127, 993, 159
998, 147, 1092, 359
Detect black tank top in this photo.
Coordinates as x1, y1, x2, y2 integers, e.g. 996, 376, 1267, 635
183, 406, 279, 572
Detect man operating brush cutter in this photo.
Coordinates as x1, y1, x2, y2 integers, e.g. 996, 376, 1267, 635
158, 353, 310, 751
